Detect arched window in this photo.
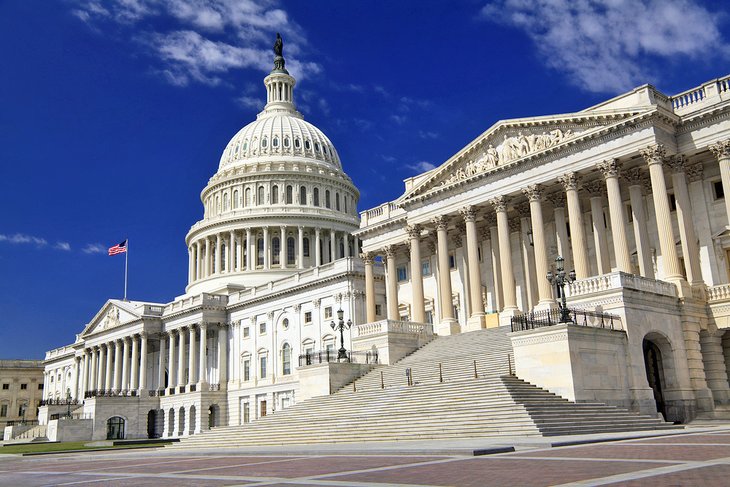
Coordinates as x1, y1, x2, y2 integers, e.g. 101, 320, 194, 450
243, 140, 248, 151
261, 137, 268, 148
272, 237, 280, 265
106, 416, 125, 440
271, 185, 279, 204
344, 196, 348, 213
303, 237, 310, 257
339, 238, 345, 258
223, 193, 229, 211
335, 192, 340, 211
282, 343, 292, 375
233, 190, 239, 208
284, 137, 290, 148
299, 186, 307, 205
221, 243, 227, 271
257, 238, 264, 267
215, 195, 220, 215
325, 190, 331, 209
314, 142, 320, 152
305, 140, 311, 150
211, 247, 217, 273
286, 185, 293, 204
287, 237, 295, 265
272, 136, 279, 148
294, 138, 301, 149
245, 188, 251, 206
313, 188, 320, 207
257, 186, 265, 205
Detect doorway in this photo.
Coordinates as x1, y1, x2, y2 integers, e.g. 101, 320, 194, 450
106, 416, 125, 440
643, 338, 667, 420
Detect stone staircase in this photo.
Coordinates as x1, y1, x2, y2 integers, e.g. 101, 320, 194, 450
8, 424, 48, 442
169, 327, 677, 449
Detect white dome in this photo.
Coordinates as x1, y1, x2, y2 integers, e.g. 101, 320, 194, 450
218, 112, 342, 171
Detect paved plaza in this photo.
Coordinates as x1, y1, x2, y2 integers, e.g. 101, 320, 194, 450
4, 428, 730, 486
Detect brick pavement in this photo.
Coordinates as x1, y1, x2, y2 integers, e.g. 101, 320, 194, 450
3, 430, 730, 486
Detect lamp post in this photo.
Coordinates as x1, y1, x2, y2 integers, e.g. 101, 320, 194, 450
330, 309, 352, 361
66, 389, 71, 418
546, 256, 576, 323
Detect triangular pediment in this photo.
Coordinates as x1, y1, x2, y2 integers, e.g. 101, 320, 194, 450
80, 300, 144, 337
399, 108, 655, 203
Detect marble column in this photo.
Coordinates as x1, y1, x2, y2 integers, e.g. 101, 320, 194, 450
113, 340, 122, 391
490, 196, 517, 312
199, 324, 208, 386
281, 226, 287, 269
218, 326, 228, 385
315, 227, 322, 266
139, 333, 148, 392
72, 358, 80, 400
362, 251, 376, 322
158, 334, 166, 391
188, 326, 197, 385
517, 202, 537, 309
407, 224, 426, 323
640, 144, 684, 283
196, 241, 202, 280
168, 331, 176, 391
237, 231, 243, 272
130, 335, 139, 391
89, 347, 98, 392
263, 227, 270, 269
486, 216, 503, 311
330, 229, 336, 262
177, 328, 186, 387
461, 206, 485, 324
624, 168, 654, 279
584, 180, 610, 275
204, 238, 210, 277
700, 328, 730, 404
547, 192, 571, 271
81, 352, 89, 396
559, 173, 590, 279
228, 230, 235, 272
246, 228, 253, 270
121, 338, 130, 391
598, 159, 632, 273
298, 226, 304, 269
188, 247, 194, 284
434, 216, 456, 328
523, 185, 553, 306
215, 234, 221, 274
384, 245, 400, 320
710, 139, 730, 225
97, 345, 106, 391
104, 343, 113, 391
668, 156, 703, 286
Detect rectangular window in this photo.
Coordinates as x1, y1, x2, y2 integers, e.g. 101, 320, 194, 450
668, 193, 677, 212
400, 314, 409, 321
1, 384, 8, 390
422, 260, 431, 276
243, 360, 251, 381
260, 356, 267, 378
304, 311, 312, 324
259, 322, 266, 334
243, 402, 250, 423
449, 253, 456, 269
324, 307, 333, 319
375, 304, 382, 317
0, 405, 6, 417
425, 310, 433, 324
477, 246, 482, 262
625, 203, 633, 223
38, 384, 44, 390
713, 180, 725, 200
20, 384, 27, 390
397, 266, 407, 282
243, 326, 250, 338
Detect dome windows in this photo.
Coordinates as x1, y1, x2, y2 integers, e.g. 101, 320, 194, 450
304, 140, 311, 150
294, 138, 301, 149
284, 137, 290, 148
314, 142, 320, 152
261, 137, 268, 149
273, 136, 279, 148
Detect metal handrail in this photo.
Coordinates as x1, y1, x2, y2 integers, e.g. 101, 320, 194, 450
510, 307, 621, 332
298, 349, 379, 366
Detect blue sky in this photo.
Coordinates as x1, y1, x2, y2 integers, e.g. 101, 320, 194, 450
1, 0, 728, 359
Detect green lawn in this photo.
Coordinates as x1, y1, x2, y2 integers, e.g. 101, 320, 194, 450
0, 441, 171, 455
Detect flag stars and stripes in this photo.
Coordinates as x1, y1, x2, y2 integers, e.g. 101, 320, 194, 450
108, 240, 128, 256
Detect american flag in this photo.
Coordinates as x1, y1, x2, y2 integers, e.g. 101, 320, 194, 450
108, 240, 128, 256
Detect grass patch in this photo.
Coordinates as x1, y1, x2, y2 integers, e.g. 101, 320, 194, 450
0, 441, 171, 455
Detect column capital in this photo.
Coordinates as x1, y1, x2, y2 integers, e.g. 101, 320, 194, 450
293, 303, 302, 312
666, 154, 687, 174
383, 245, 397, 259
583, 179, 606, 197
480, 226, 490, 241
521, 184, 542, 202
558, 172, 579, 191
710, 139, 730, 159
460, 205, 477, 222
313, 298, 321, 308
432, 215, 449, 230
360, 251, 375, 264
426, 238, 437, 254
545, 192, 565, 208
597, 158, 621, 178
484, 212, 497, 227
640, 143, 667, 166
686, 163, 704, 182
508, 217, 521, 233
453, 223, 465, 247
405, 224, 422, 239
488, 195, 508, 212
622, 166, 645, 186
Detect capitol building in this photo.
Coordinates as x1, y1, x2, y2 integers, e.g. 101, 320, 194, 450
27, 38, 730, 443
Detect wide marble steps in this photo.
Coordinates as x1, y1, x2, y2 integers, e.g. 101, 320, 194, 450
170, 327, 677, 448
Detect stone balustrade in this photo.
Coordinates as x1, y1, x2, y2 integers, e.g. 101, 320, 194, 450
568, 271, 677, 298
670, 75, 730, 113
355, 319, 434, 338
707, 283, 730, 303
360, 202, 405, 226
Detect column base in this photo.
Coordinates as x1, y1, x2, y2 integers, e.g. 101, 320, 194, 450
436, 319, 461, 336
465, 315, 486, 332
533, 300, 559, 312
666, 276, 691, 298
498, 308, 520, 328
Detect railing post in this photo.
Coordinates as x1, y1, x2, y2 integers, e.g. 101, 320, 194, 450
473, 360, 478, 379
439, 363, 443, 383
380, 371, 384, 389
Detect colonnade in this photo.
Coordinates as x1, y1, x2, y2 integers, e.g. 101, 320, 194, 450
361, 143, 730, 325
76, 333, 149, 398
188, 227, 358, 284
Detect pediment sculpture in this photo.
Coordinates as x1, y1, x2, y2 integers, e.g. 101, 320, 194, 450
101, 307, 120, 330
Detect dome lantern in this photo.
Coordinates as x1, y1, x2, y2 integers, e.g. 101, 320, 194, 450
263, 33, 296, 114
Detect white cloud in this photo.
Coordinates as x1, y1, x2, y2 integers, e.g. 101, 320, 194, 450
390, 114, 407, 125
0, 233, 48, 247
55, 242, 72, 251
237, 95, 263, 110
480, 0, 727, 93
83, 243, 108, 254
405, 161, 437, 173
71, 0, 320, 86
418, 130, 438, 139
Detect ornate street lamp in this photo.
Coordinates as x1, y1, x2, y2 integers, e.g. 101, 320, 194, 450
66, 389, 72, 418
330, 309, 352, 360
546, 256, 576, 323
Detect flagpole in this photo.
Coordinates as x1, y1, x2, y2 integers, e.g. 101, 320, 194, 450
124, 240, 128, 301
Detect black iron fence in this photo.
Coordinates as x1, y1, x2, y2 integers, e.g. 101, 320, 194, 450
5, 419, 39, 427
84, 389, 138, 398
298, 349, 379, 367
49, 412, 92, 421
40, 398, 79, 406
510, 307, 621, 332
